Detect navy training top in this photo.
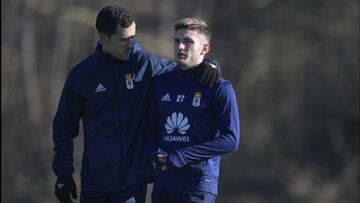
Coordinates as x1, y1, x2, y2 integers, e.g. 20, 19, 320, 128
146, 65, 240, 195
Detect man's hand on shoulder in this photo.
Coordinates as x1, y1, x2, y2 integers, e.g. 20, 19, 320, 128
199, 59, 221, 87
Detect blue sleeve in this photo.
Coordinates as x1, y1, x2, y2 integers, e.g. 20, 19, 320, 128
130, 41, 225, 81
129, 41, 177, 77
131, 41, 143, 53
144, 80, 161, 162
168, 82, 240, 168
52, 72, 83, 176
149, 55, 177, 76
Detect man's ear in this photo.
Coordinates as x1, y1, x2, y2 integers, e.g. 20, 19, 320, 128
99, 33, 110, 42
200, 43, 210, 55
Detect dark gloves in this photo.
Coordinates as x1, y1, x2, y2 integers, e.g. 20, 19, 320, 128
55, 175, 77, 203
199, 59, 221, 87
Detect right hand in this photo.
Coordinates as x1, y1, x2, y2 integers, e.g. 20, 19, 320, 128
55, 175, 77, 203
157, 153, 168, 171
155, 149, 169, 171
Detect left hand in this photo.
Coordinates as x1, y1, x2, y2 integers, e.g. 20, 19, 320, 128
55, 175, 77, 203
199, 59, 220, 87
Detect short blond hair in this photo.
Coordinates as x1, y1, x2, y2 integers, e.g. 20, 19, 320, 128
174, 17, 211, 42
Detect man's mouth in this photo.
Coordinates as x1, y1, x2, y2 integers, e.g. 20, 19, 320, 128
177, 53, 186, 59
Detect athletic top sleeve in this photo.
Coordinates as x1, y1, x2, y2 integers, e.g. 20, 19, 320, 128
130, 41, 178, 77
144, 81, 161, 162
52, 72, 84, 176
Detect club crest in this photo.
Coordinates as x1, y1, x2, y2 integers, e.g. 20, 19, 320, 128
192, 92, 202, 107
125, 74, 134, 89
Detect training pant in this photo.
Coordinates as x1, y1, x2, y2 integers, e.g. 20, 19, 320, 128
80, 183, 147, 203
152, 188, 216, 203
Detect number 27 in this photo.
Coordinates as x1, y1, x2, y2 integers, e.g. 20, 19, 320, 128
176, 95, 185, 102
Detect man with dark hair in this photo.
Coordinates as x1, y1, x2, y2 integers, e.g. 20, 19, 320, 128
52, 6, 220, 203
96, 6, 134, 36
146, 17, 240, 203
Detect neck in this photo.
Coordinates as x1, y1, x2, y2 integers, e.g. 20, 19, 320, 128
101, 44, 127, 61
179, 62, 202, 70
101, 43, 108, 54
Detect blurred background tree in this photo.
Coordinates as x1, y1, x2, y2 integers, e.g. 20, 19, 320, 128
1, 0, 359, 202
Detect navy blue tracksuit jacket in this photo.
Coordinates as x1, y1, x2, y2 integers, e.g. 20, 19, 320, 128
52, 42, 176, 192
147, 66, 240, 195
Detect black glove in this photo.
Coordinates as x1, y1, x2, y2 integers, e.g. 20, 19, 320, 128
199, 59, 221, 87
55, 175, 77, 203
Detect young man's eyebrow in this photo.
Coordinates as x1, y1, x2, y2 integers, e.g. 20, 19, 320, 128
121, 35, 135, 41
173, 37, 194, 42
183, 37, 194, 42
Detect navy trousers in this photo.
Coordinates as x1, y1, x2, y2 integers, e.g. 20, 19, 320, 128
80, 183, 147, 203
152, 188, 216, 203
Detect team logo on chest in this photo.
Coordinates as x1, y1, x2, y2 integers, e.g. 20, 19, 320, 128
192, 92, 202, 107
125, 74, 134, 89
165, 112, 190, 134
161, 93, 171, 102
94, 83, 107, 93
164, 112, 190, 142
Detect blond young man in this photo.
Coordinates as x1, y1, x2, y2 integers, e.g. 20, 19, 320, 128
146, 18, 240, 203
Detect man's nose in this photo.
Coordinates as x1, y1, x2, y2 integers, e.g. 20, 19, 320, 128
178, 43, 185, 50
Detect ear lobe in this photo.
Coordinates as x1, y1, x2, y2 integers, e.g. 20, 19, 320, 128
99, 33, 109, 42
201, 43, 210, 55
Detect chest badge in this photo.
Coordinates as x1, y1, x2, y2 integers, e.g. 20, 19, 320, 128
125, 74, 134, 89
192, 92, 202, 107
